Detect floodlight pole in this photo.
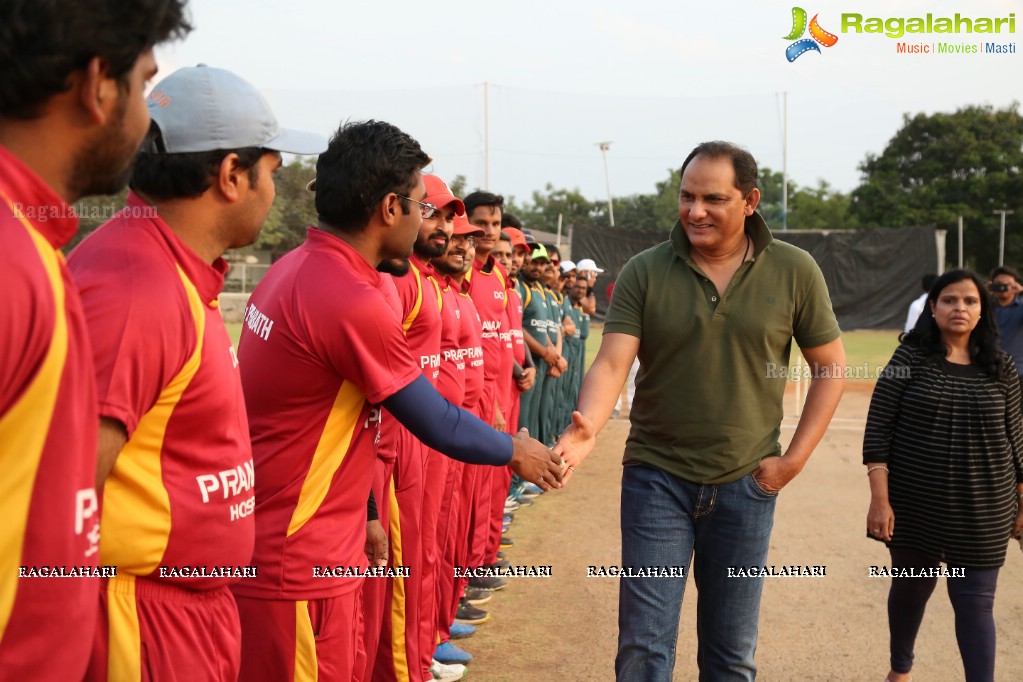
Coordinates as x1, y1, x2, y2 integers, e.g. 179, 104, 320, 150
996, 209, 1014, 266
782, 91, 788, 231
484, 82, 490, 191
598, 141, 614, 227
957, 215, 963, 269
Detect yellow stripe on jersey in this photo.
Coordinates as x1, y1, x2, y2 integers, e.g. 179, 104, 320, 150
286, 380, 366, 537
100, 266, 205, 574
386, 475, 410, 681
428, 274, 443, 312
294, 600, 318, 682
106, 574, 142, 682
495, 267, 508, 309
0, 191, 70, 642
401, 263, 424, 333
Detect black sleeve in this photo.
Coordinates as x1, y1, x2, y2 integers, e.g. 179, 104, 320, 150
862, 345, 915, 464
382, 375, 513, 465
367, 489, 378, 521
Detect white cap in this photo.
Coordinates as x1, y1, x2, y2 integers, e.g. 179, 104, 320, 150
576, 258, 604, 273
560, 260, 577, 274
147, 65, 327, 155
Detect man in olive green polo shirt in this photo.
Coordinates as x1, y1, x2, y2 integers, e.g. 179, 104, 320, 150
555, 141, 845, 681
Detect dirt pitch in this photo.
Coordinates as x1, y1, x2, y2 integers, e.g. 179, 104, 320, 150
466, 383, 1023, 681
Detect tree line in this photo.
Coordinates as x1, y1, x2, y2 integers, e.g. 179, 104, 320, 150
69, 103, 1023, 272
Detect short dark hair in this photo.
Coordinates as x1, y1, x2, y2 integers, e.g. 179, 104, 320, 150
921, 273, 938, 292
130, 124, 266, 200
680, 141, 758, 196
0, 0, 191, 119
502, 211, 522, 229
989, 266, 1020, 283
315, 120, 430, 233
464, 191, 504, 219
902, 269, 1002, 377
545, 244, 561, 260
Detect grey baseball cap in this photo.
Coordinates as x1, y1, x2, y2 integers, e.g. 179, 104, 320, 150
146, 65, 326, 155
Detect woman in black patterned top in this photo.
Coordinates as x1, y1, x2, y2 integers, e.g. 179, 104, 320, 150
863, 269, 1023, 682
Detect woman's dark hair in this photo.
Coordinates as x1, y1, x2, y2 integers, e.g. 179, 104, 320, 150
901, 269, 1002, 376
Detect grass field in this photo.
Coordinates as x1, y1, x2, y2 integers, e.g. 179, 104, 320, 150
229, 321, 900, 383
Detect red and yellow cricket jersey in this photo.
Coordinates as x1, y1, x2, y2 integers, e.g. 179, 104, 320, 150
507, 284, 526, 367
235, 228, 421, 600
393, 255, 443, 385
375, 275, 404, 466
0, 144, 99, 679
497, 304, 516, 424
466, 257, 507, 388
68, 192, 254, 590
456, 284, 485, 411
435, 276, 465, 407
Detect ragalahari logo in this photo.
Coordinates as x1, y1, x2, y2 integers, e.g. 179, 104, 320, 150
784, 7, 839, 61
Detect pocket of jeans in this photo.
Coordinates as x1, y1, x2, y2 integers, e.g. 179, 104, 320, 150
747, 472, 779, 498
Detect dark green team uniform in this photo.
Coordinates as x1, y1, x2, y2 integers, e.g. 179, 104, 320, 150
539, 286, 564, 446
517, 277, 550, 441
560, 301, 588, 433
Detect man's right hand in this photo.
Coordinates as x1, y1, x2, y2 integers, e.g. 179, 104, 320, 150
364, 519, 389, 567
509, 428, 564, 491
552, 411, 596, 485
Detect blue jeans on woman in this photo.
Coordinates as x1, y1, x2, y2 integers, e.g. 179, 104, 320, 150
616, 463, 778, 682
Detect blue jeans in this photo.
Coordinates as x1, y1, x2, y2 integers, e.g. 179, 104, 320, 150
616, 463, 778, 682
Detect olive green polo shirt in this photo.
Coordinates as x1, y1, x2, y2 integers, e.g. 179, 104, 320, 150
604, 212, 840, 484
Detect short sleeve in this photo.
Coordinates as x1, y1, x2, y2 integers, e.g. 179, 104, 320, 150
70, 252, 189, 436
862, 344, 916, 464
792, 257, 841, 349
305, 284, 421, 405
998, 352, 1023, 483
603, 256, 645, 339
0, 250, 52, 415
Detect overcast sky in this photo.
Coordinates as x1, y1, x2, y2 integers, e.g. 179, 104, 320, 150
155, 0, 1021, 211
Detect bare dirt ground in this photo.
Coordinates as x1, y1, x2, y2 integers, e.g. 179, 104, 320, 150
466, 383, 1023, 681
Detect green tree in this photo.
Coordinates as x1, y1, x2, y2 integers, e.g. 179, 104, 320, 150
608, 168, 682, 232
448, 174, 467, 199
757, 167, 787, 226
507, 183, 601, 232
254, 157, 317, 258
788, 180, 856, 230
850, 103, 1023, 271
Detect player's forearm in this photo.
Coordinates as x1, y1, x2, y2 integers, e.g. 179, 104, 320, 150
867, 466, 890, 501
523, 333, 547, 358
783, 373, 844, 469
576, 354, 632, 436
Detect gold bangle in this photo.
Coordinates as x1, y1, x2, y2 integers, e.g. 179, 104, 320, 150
867, 464, 889, 475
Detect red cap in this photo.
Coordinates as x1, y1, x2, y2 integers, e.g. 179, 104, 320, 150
423, 174, 465, 216
503, 227, 528, 250
453, 214, 485, 237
